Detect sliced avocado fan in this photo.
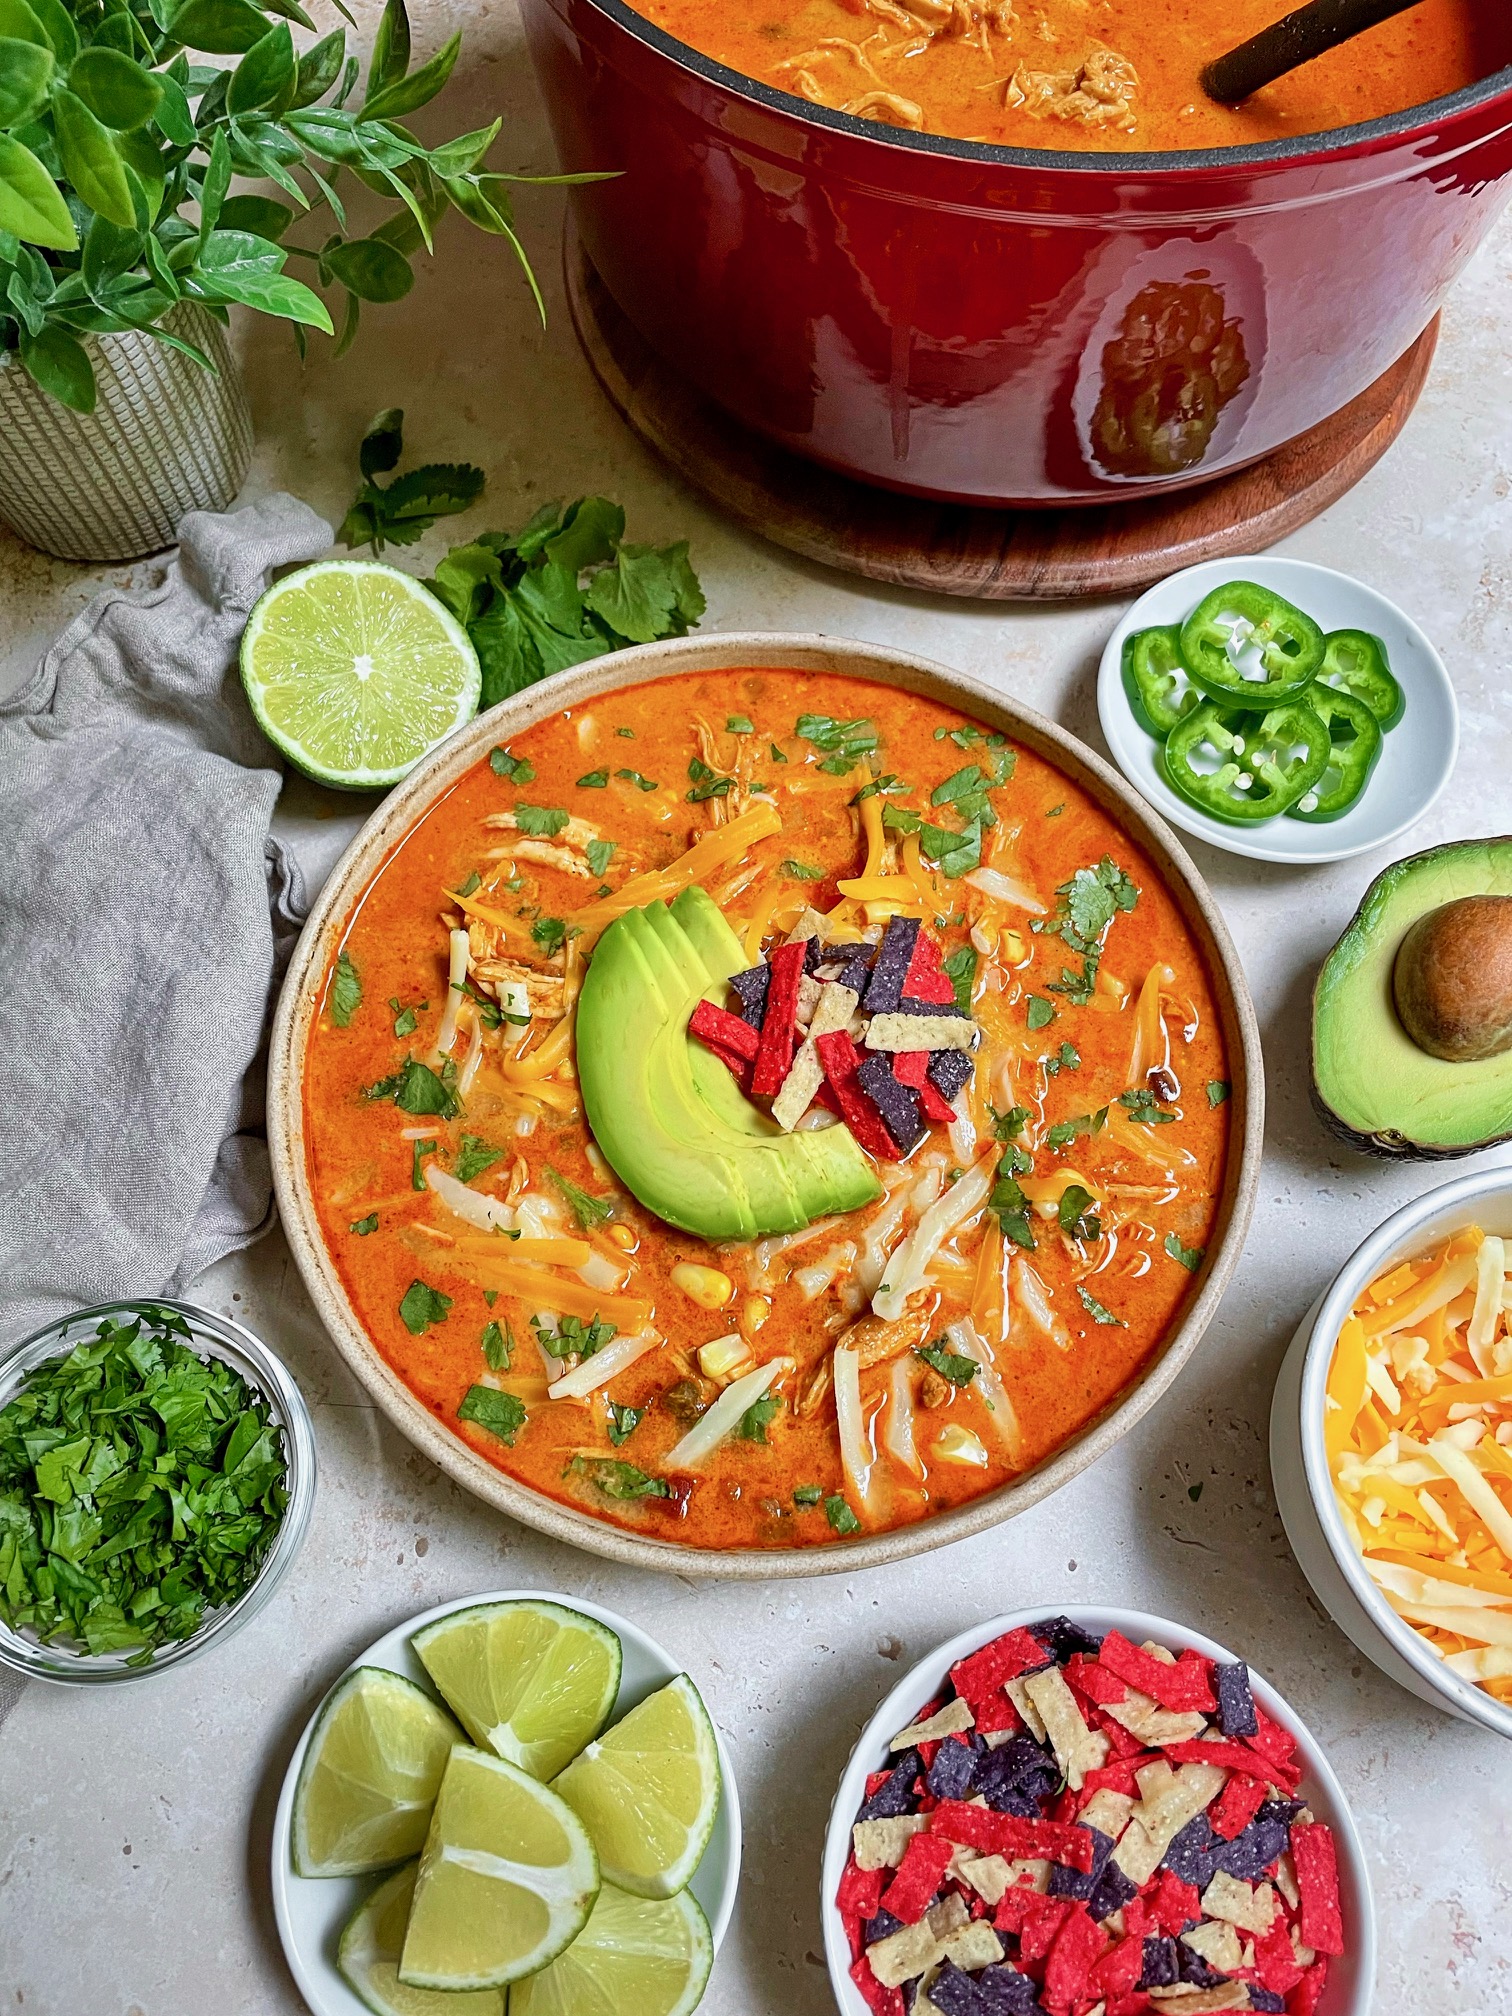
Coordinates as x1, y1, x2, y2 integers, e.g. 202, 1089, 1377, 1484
576, 888, 882, 1239
1312, 837, 1512, 1158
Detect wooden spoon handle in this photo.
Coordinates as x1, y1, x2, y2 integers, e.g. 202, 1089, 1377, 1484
1202, 0, 1426, 105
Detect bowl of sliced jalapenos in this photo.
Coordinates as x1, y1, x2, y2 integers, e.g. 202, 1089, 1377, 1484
1097, 557, 1459, 866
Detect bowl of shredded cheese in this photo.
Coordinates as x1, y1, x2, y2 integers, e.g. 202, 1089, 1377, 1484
1271, 1170, 1512, 1738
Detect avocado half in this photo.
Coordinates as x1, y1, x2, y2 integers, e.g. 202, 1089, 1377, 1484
576, 886, 882, 1240
1311, 836, 1512, 1158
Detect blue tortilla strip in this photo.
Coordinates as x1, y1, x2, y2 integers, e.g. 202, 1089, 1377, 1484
1033, 1615, 1105, 1662
863, 916, 921, 1014
894, 994, 969, 1019
1162, 1813, 1226, 1891
973, 1966, 1048, 2016
927, 1047, 974, 1102
728, 963, 770, 1029
1249, 1992, 1286, 2013
1178, 1944, 1227, 1988
1256, 1797, 1305, 1826
1215, 1809, 1292, 1882
1215, 1660, 1258, 1739
1048, 1824, 1114, 1900
857, 1051, 928, 1154
1086, 1854, 1138, 1921
927, 1732, 984, 1801
864, 1907, 905, 1947
973, 1732, 1058, 1813
1138, 1936, 1180, 1989
801, 933, 824, 974
924, 1963, 982, 2016
857, 1749, 922, 1821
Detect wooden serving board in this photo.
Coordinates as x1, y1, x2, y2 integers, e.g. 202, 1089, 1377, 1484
566, 227, 1439, 603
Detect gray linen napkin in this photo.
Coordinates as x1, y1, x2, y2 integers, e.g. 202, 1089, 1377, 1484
0, 492, 331, 1348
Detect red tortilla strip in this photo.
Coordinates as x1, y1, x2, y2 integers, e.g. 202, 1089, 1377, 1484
950, 1628, 1050, 1702
1012, 1894, 1076, 1963
1089, 1932, 1145, 2000
1043, 1902, 1109, 2010
969, 1686, 1023, 1736
902, 929, 958, 1005
1079, 1759, 1142, 1800
1146, 1869, 1201, 1937
930, 1802, 1095, 1869
891, 1048, 957, 1123
687, 997, 759, 1060
815, 1029, 899, 1160
1098, 1631, 1217, 1712
1210, 1772, 1268, 1840
750, 940, 805, 1095
1064, 1651, 1129, 1706
1252, 1920, 1305, 1996
1290, 1821, 1345, 1956
878, 1830, 954, 1923
850, 1956, 905, 2016
1288, 1958, 1331, 2016
836, 1857, 885, 1921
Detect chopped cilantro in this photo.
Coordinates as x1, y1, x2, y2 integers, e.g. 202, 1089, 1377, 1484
577, 769, 609, 788
411, 1138, 437, 1190
390, 997, 420, 1039
1063, 857, 1139, 941
727, 714, 755, 734
1057, 1184, 1100, 1241
825, 1494, 862, 1535
616, 726, 635, 738
930, 751, 1012, 825
990, 1105, 1031, 1147
350, 1213, 379, 1236
453, 1134, 507, 1185
457, 1386, 527, 1446
769, 743, 788, 765
490, 747, 534, 783
851, 772, 908, 803
366, 1058, 461, 1120
687, 757, 736, 802
399, 1281, 453, 1335
736, 1392, 782, 1443
482, 1319, 514, 1370
1077, 1283, 1125, 1327
916, 1342, 979, 1387
457, 978, 505, 1029
532, 917, 567, 957
1027, 995, 1055, 1031
793, 1483, 824, 1507
782, 860, 825, 881
532, 1313, 616, 1360
796, 714, 880, 773
943, 945, 977, 1015
616, 768, 658, 792
989, 1170, 1036, 1250
1119, 1087, 1176, 1125
1047, 1107, 1108, 1151
1165, 1232, 1205, 1273
515, 803, 570, 838
1044, 1041, 1080, 1077
547, 1166, 615, 1229
1046, 803, 1065, 817
934, 724, 1010, 754
918, 817, 982, 879
607, 1402, 644, 1447
585, 839, 616, 880
1207, 1080, 1231, 1108
569, 1456, 668, 1501
331, 950, 363, 1027
454, 871, 482, 897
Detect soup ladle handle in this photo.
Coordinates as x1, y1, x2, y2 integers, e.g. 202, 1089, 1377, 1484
1202, 0, 1426, 104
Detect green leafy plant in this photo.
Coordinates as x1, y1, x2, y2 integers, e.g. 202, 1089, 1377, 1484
0, 0, 588, 411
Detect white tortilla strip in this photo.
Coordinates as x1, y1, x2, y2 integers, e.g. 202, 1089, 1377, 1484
891, 1696, 975, 1749
1102, 1684, 1208, 1747
1145, 1990, 1249, 2013
1201, 1871, 1277, 1935
952, 1854, 1016, 1905
853, 1815, 928, 1871
1113, 1762, 1226, 1885
1180, 1920, 1245, 1973
772, 1040, 825, 1131
867, 1012, 978, 1053
1005, 1675, 1049, 1742
1080, 1788, 1136, 1840
926, 1893, 971, 1938
1024, 1664, 1105, 1791
941, 1923, 1004, 1971
869, 1921, 943, 1989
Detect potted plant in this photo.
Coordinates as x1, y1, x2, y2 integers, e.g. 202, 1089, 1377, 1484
0, 0, 555, 561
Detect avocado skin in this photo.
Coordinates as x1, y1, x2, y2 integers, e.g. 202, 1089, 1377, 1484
1310, 836, 1512, 1159
576, 888, 883, 1238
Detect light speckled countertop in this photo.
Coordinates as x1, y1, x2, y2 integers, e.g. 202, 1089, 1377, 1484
2, 11, 1511, 2010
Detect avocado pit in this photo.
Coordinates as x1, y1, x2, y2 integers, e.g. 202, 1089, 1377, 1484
1391, 895, 1512, 1063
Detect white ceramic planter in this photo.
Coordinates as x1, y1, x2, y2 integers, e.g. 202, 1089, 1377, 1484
0, 302, 253, 563
1269, 1169, 1512, 1740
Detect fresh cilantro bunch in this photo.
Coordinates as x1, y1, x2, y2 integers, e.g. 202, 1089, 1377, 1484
0, 1308, 289, 1661
1035, 855, 1140, 1003
337, 408, 483, 554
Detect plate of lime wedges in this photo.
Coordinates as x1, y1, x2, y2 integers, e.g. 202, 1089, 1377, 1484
271, 1591, 741, 2016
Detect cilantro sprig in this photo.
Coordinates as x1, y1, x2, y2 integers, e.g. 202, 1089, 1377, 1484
337, 409, 485, 556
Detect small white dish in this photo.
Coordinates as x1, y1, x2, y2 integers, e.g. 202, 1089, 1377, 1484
1270, 1170, 1512, 1741
821, 1604, 1375, 2016
271, 1589, 742, 2016
1097, 556, 1458, 864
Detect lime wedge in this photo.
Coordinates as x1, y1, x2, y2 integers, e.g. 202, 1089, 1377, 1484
399, 1746, 599, 1990
509, 1883, 713, 2016
551, 1675, 720, 1899
240, 559, 481, 789
338, 1863, 504, 2016
411, 1600, 622, 1781
291, 1667, 461, 1878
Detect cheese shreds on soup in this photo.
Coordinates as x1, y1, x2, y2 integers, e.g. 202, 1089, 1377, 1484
302, 670, 1231, 1551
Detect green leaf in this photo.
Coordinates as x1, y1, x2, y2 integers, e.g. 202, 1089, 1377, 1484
1076, 1283, 1125, 1327
361, 29, 460, 122
532, 916, 566, 957
194, 231, 333, 330
824, 1494, 861, 1536
453, 1134, 505, 1185
514, 802, 569, 838
735, 1392, 781, 1443
1164, 1231, 1205, 1273
350, 1213, 378, 1235
67, 48, 162, 131
359, 405, 404, 478
1207, 1080, 1230, 1108
607, 1402, 642, 1447
915, 1342, 979, 1387
366, 0, 410, 101
533, 1313, 615, 1361
0, 0, 48, 49
457, 1385, 525, 1446
0, 37, 51, 124
481, 1318, 513, 1371
226, 23, 296, 116
585, 838, 614, 880
781, 860, 823, 881
291, 27, 346, 109
410, 1137, 436, 1190
398, 1279, 452, 1335
0, 132, 74, 250
488, 746, 533, 784
1026, 995, 1054, 1032
426, 118, 500, 180
616, 768, 657, 793
793, 1483, 823, 1507
686, 757, 734, 804
576, 769, 609, 789
1046, 1107, 1107, 1151
988, 1170, 1035, 1251
218, 195, 293, 241
331, 949, 362, 1026
19, 322, 93, 409
584, 541, 688, 645
323, 233, 412, 302
153, 68, 197, 145
365, 1056, 460, 1119
52, 89, 135, 230
546, 1165, 614, 1230
942, 945, 976, 1016
726, 714, 755, 734
18, 0, 72, 60
568, 1456, 667, 1502
169, 0, 270, 55
1057, 1184, 1100, 1241
1118, 1087, 1175, 1125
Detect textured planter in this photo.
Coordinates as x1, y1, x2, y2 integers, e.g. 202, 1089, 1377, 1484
0, 303, 253, 564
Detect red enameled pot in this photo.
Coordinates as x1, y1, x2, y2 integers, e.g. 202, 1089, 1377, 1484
520, 0, 1512, 507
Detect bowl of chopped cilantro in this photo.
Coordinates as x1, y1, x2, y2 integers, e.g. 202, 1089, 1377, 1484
0, 1299, 315, 1683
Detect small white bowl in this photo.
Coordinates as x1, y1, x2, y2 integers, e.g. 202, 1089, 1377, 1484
1097, 557, 1458, 864
271, 1590, 742, 2016
821, 1604, 1375, 2016
1270, 1170, 1512, 1741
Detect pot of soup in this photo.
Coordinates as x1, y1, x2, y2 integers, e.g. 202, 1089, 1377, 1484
520, 0, 1512, 505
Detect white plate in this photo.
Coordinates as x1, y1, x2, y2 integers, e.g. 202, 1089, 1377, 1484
821, 1604, 1377, 2016
271, 1589, 743, 2016
1096, 556, 1458, 864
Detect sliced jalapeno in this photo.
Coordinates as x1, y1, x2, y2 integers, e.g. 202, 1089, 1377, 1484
1179, 581, 1325, 705
1122, 625, 1201, 738
1162, 698, 1330, 825
1315, 629, 1404, 730
1285, 684, 1383, 823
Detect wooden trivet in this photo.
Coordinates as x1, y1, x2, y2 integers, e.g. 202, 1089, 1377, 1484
565, 226, 1439, 603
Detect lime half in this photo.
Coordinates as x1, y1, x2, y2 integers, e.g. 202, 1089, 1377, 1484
551, 1675, 720, 1899
241, 559, 481, 789
338, 1863, 504, 2016
510, 1883, 713, 2016
411, 1600, 622, 1781
291, 1667, 461, 1878
399, 1746, 599, 1990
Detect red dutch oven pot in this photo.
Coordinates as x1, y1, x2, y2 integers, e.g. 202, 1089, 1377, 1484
521, 0, 1512, 507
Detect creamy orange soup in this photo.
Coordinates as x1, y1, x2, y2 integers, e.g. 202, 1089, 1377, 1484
302, 670, 1230, 1551
624, 0, 1510, 152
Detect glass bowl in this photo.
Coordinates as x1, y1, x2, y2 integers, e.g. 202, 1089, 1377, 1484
0, 1297, 317, 1686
